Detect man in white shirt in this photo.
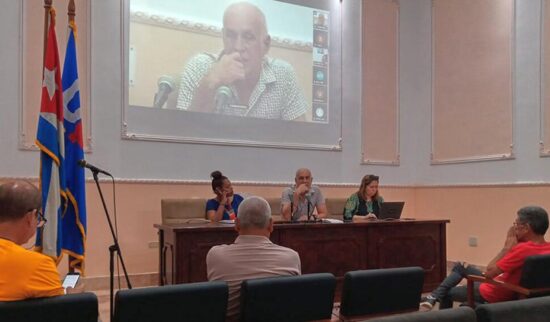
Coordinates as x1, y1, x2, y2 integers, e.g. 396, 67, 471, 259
281, 168, 327, 221
206, 196, 301, 321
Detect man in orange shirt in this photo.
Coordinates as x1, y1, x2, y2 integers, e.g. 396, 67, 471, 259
0, 181, 64, 301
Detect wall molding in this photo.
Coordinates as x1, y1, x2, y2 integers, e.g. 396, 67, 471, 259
430, 0, 515, 164
5, 176, 550, 189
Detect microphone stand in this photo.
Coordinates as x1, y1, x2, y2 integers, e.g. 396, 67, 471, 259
307, 198, 311, 221
90, 170, 132, 322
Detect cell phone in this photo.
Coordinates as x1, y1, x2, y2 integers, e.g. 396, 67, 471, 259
62, 273, 80, 289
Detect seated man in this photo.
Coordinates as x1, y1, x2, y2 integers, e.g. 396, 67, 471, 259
0, 181, 64, 301
206, 196, 301, 321
420, 206, 550, 310
281, 168, 327, 221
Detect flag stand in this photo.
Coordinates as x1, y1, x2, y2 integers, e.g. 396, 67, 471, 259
90, 170, 132, 322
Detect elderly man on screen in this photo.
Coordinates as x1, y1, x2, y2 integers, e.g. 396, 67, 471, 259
281, 168, 327, 221
420, 206, 550, 310
0, 181, 64, 301
176, 1, 308, 120
206, 196, 301, 321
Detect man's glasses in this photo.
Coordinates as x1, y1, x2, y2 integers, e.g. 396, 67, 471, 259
513, 220, 527, 228
35, 209, 47, 228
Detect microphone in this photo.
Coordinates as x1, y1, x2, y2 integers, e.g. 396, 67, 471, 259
78, 160, 112, 176
214, 86, 234, 113
153, 75, 175, 109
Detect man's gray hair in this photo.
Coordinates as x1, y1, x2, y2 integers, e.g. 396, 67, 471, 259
237, 196, 272, 229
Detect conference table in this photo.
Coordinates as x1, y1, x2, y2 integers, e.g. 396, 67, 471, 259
155, 219, 448, 293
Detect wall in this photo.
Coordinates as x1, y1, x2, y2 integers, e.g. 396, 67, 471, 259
1, 0, 550, 279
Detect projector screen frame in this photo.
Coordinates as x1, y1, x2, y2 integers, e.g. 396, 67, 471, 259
121, 0, 343, 151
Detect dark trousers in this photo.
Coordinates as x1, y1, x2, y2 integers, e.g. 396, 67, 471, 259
431, 262, 487, 309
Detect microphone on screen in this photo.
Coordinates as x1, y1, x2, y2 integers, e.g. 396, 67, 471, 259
153, 75, 175, 109
214, 86, 234, 113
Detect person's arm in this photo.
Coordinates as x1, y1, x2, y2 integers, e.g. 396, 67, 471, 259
281, 188, 293, 221
314, 189, 327, 218
206, 193, 228, 222
316, 203, 327, 218
188, 52, 245, 112
485, 226, 518, 278
27, 257, 64, 298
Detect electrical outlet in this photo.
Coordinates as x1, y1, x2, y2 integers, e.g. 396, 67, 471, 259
468, 236, 478, 247
148, 241, 159, 249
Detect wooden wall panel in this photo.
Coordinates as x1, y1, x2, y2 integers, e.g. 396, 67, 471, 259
432, 0, 514, 163
362, 0, 400, 165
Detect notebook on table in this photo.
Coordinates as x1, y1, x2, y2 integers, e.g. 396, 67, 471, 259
378, 202, 405, 220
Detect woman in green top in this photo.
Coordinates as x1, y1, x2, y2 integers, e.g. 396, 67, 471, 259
343, 174, 384, 222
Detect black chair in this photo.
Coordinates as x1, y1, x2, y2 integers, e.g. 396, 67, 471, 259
467, 254, 550, 306
475, 296, 550, 322
339, 267, 424, 319
240, 273, 336, 322
113, 281, 228, 322
366, 306, 476, 322
0, 292, 98, 322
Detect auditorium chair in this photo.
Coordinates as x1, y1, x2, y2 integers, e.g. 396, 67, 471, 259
365, 306, 476, 322
338, 267, 424, 320
466, 253, 550, 307
113, 281, 228, 322
265, 197, 282, 221
324, 197, 348, 220
161, 198, 209, 224
240, 273, 336, 322
475, 296, 550, 322
0, 292, 98, 322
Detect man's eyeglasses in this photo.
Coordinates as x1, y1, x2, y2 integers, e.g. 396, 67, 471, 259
513, 220, 527, 228
35, 209, 47, 228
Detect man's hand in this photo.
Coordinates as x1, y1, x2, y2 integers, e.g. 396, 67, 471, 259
209, 52, 246, 86
294, 184, 310, 198
504, 225, 518, 250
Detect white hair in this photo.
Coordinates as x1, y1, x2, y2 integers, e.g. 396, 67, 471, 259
237, 196, 271, 229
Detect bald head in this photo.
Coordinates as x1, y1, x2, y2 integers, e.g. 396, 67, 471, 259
295, 168, 311, 178
223, 2, 268, 36
0, 181, 41, 223
237, 196, 272, 230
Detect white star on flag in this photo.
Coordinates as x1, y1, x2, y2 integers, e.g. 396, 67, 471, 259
43, 67, 57, 101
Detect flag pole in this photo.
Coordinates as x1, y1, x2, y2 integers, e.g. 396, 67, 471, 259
67, 0, 76, 275
43, 0, 53, 74
68, 0, 75, 23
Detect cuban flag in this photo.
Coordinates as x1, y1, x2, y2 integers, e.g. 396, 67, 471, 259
35, 8, 67, 261
62, 20, 87, 273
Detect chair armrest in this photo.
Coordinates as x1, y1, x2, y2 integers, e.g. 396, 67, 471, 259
466, 274, 537, 307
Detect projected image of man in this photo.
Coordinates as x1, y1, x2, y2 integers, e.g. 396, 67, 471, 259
176, 2, 308, 121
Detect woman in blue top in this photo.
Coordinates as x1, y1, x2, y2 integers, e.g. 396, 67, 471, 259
206, 171, 244, 222
343, 174, 384, 222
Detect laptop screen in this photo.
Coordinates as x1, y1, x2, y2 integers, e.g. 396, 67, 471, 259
378, 202, 405, 220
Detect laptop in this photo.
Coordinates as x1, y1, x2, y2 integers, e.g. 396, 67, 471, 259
378, 202, 405, 220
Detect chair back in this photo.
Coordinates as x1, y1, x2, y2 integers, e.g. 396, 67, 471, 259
0, 292, 98, 322
367, 306, 476, 322
475, 296, 550, 322
240, 273, 336, 322
340, 267, 424, 317
519, 254, 550, 290
113, 281, 228, 322
161, 198, 207, 224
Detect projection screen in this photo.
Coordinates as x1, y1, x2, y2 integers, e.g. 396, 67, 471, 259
122, 0, 342, 150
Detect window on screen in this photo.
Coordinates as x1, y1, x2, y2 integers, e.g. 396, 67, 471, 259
128, 0, 331, 123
